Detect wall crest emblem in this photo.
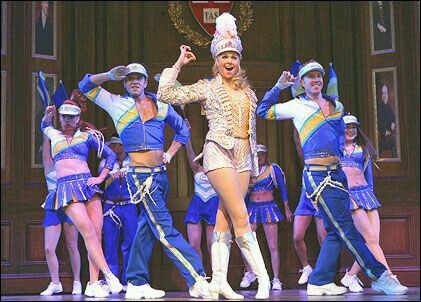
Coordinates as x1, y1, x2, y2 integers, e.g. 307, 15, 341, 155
168, 1, 253, 48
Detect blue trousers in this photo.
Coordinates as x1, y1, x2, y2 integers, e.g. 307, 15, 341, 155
103, 203, 138, 285
303, 167, 387, 285
125, 170, 205, 287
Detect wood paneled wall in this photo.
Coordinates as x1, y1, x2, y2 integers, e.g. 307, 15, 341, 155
1, 1, 419, 294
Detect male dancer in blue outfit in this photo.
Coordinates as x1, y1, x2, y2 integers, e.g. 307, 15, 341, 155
257, 60, 407, 296
99, 134, 136, 291
79, 63, 211, 299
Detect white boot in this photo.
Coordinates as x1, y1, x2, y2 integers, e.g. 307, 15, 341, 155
209, 232, 244, 300
235, 232, 270, 300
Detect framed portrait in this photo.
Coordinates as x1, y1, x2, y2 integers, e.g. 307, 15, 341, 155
1, 71, 6, 169
32, 1, 57, 59
369, 1, 395, 55
372, 67, 401, 162
32, 72, 56, 168
1, 1, 7, 55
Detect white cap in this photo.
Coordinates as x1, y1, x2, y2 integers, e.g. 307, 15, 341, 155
257, 144, 267, 153
106, 136, 123, 145
58, 104, 81, 115
298, 61, 325, 79
126, 63, 148, 78
343, 114, 360, 125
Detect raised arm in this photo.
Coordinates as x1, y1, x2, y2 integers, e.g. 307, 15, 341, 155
41, 105, 61, 139
157, 45, 207, 105
256, 71, 297, 120
78, 66, 129, 116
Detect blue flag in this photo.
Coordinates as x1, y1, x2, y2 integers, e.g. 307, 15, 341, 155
37, 71, 50, 107
290, 60, 304, 97
326, 62, 339, 97
51, 80, 69, 108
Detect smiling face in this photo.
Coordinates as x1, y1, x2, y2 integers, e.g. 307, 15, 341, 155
345, 123, 358, 142
215, 51, 241, 81
300, 70, 324, 96
123, 74, 147, 98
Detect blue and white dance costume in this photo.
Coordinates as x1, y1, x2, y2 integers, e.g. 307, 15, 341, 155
340, 144, 381, 211
257, 84, 387, 285
43, 169, 73, 226
184, 172, 219, 225
99, 156, 137, 286
41, 120, 116, 210
79, 74, 207, 288
248, 163, 288, 224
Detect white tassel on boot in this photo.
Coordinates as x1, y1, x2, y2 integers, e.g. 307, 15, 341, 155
236, 231, 270, 300
209, 232, 244, 300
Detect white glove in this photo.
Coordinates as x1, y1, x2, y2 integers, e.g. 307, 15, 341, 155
163, 152, 172, 164
275, 71, 296, 90
107, 66, 130, 81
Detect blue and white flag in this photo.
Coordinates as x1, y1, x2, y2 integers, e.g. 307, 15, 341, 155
326, 62, 339, 97
37, 71, 50, 108
51, 80, 69, 108
290, 60, 304, 97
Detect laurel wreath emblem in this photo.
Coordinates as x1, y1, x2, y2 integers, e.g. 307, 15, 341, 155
168, 1, 254, 48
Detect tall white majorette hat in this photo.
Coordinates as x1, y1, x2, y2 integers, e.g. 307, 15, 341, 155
210, 13, 243, 59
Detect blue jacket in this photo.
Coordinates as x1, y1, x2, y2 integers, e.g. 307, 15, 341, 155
257, 85, 345, 160
79, 74, 190, 152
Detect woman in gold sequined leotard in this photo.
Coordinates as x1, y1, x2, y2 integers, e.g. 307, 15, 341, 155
158, 13, 270, 301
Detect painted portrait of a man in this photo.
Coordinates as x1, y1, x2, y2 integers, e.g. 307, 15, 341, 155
33, 1, 55, 58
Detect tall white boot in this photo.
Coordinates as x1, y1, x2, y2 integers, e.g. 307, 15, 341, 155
209, 232, 244, 300
235, 232, 270, 300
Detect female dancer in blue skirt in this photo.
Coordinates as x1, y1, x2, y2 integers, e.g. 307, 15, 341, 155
41, 92, 122, 298
240, 144, 292, 291
339, 114, 407, 293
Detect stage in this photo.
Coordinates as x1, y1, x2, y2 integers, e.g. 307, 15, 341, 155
1, 288, 420, 301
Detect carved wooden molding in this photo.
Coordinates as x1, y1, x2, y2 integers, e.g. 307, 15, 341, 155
168, 1, 254, 48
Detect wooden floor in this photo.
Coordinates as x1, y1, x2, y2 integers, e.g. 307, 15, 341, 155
1, 288, 420, 301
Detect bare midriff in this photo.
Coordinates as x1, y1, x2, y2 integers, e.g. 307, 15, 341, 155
342, 167, 368, 188
55, 159, 90, 178
128, 150, 164, 167
250, 190, 274, 202
304, 155, 340, 165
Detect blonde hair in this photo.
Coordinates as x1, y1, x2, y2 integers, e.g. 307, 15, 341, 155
212, 61, 251, 91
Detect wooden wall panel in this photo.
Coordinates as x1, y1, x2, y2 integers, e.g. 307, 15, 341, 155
1, 222, 12, 265
1, 1, 419, 294
24, 223, 45, 264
